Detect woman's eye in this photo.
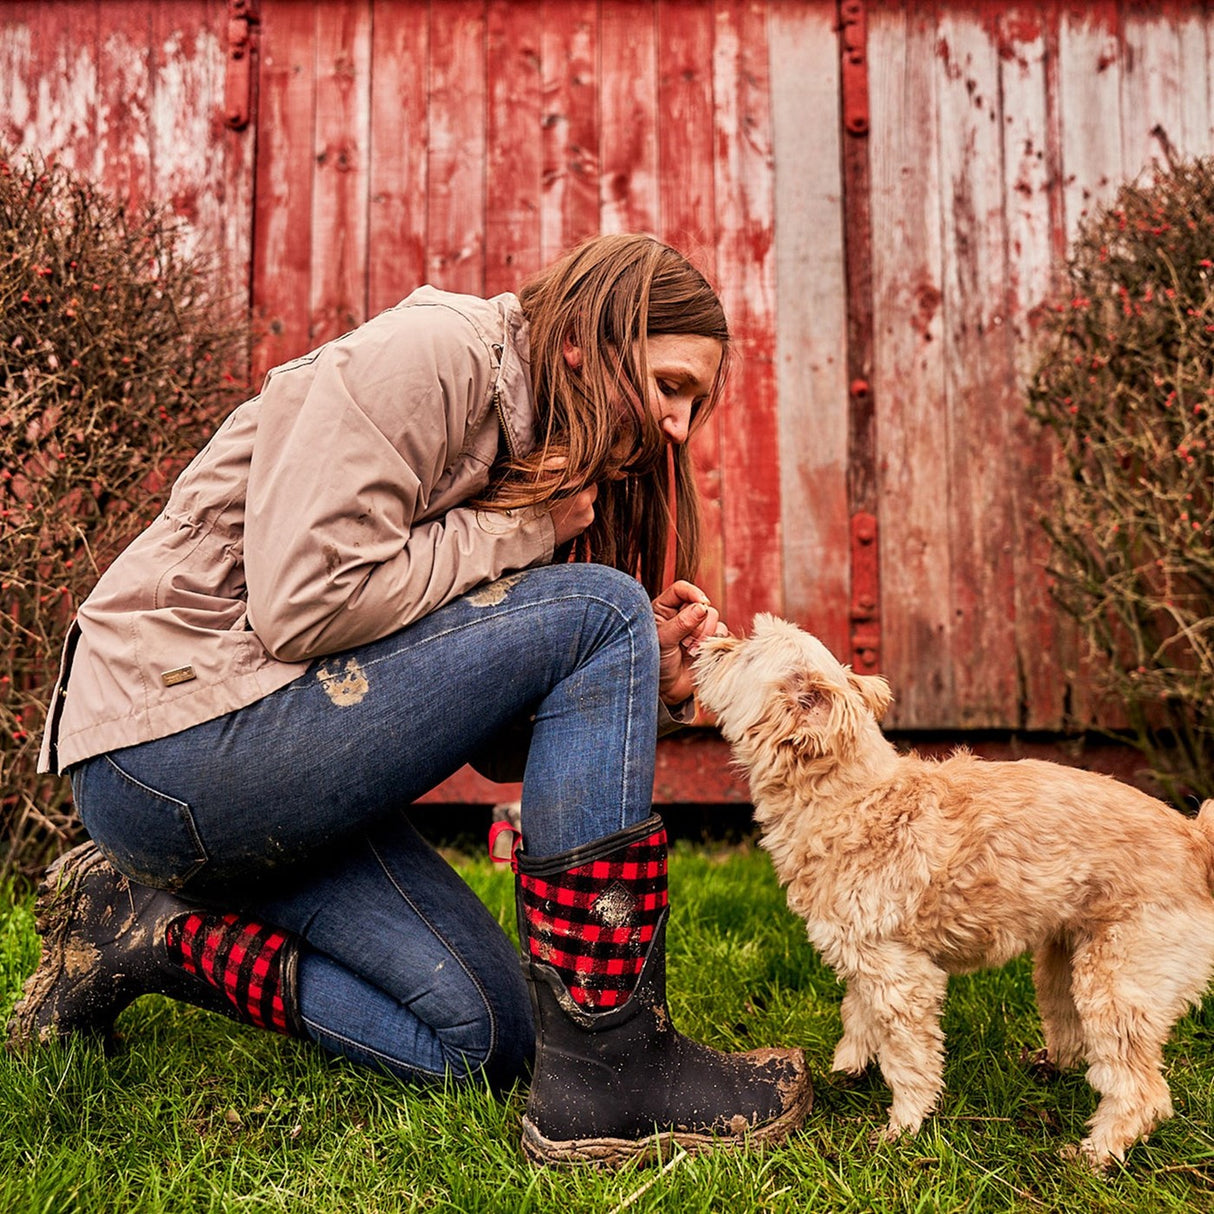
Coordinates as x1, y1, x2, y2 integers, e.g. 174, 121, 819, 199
658, 380, 678, 397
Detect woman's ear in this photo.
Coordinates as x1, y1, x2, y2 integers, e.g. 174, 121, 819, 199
562, 334, 583, 371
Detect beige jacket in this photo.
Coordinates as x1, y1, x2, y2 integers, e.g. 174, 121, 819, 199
40, 287, 555, 772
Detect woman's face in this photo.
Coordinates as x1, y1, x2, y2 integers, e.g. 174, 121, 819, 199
562, 330, 724, 460
640, 333, 723, 446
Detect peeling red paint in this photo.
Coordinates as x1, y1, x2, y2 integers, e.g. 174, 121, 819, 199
910, 281, 943, 339
9, 0, 1200, 747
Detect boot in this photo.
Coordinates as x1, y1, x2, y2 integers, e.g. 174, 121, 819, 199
7, 841, 304, 1050
508, 814, 813, 1166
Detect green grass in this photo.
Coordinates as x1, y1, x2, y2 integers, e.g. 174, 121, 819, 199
2, 843, 1214, 1212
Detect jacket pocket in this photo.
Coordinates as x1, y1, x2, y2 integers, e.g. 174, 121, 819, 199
73, 755, 209, 892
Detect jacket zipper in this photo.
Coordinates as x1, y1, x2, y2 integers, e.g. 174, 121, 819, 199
491, 343, 518, 461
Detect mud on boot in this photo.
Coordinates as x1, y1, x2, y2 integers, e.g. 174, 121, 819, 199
508, 815, 813, 1166
7, 841, 303, 1051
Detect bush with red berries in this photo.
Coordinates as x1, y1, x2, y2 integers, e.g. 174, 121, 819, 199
1029, 156, 1214, 803
1, 153, 245, 879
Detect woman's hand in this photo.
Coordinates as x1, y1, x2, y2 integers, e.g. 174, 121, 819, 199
548, 483, 598, 547
652, 580, 726, 706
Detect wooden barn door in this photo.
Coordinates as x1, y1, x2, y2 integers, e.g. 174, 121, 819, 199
10, 0, 1213, 794
246, 0, 813, 651
241, 0, 841, 804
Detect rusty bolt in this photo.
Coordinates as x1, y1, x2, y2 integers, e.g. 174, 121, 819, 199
853, 514, 877, 544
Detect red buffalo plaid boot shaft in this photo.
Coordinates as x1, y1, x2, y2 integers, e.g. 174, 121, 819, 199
515, 817, 669, 1010
164, 911, 299, 1035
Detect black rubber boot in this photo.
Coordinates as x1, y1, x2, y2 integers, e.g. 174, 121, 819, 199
7, 841, 304, 1050
513, 815, 813, 1166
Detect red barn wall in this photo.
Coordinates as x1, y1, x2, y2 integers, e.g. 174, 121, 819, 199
5, 1, 1210, 800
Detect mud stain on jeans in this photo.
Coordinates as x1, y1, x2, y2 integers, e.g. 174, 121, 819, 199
465, 571, 525, 607
316, 657, 370, 706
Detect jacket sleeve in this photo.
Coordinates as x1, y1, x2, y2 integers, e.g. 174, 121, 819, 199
244, 306, 554, 662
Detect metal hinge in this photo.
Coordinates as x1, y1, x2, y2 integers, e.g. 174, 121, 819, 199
839, 0, 869, 137
850, 511, 880, 673
225, 0, 259, 131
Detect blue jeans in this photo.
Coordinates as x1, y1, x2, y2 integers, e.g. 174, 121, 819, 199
71, 563, 660, 1089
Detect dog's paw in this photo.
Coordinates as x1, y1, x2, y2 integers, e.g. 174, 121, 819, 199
831, 1041, 875, 1076
872, 1112, 922, 1147
870, 1123, 912, 1149
1059, 1139, 1116, 1174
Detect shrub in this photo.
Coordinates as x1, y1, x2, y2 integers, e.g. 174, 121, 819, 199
1028, 155, 1214, 804
1, 153, 245, 880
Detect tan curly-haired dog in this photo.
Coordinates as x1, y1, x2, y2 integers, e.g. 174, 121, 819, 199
692, 614, 1214, 1168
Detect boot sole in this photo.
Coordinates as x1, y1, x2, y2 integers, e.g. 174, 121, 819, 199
6, 842, 110, 1051
519, 1063, 814, 1167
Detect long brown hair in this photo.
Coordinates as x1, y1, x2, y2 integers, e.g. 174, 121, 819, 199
479, 233, 730, 595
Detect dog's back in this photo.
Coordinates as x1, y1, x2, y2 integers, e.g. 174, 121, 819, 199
1195, 800, 1214, 892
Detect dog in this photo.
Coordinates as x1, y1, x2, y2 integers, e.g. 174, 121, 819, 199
692, 614, 1214, 1168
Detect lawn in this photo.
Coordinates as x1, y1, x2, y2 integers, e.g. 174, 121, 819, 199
2, 842, 1212, 1212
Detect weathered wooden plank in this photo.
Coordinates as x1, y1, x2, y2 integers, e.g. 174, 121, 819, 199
485, 0, 544, 296
656, 0, 724, 613
95, 0, 155, 211
1055, 1, 1124, 727
936, 11, 1020, 727
768, 0, 850, 657
149, 2, 223, 264
367, 0, 430, 312
1057, 1, 1123, 242
0, 6, 35, 152
309, 1, 371, 343
1178, 8, 1213, 157
146, 1, 257, 339
540, 0, 599, 262
600, 0, 658, 236
656, 0, 717, 265
428, 0, 486, 294
997, 4, 1069, 730
252, 1, 317, 376
712, 0, 782, 630
868, 0, 951, 728
23, 3, 98, 176
1121, 7, 1183, 177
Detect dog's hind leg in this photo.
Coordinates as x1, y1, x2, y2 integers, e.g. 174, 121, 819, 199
843, 944, 949, 1139
1067, 907, 1214, 1167
1032, 933, 1084, 1071
832, 984, 880, 1076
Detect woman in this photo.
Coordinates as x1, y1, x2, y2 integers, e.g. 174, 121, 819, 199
10, 234, 813, 1166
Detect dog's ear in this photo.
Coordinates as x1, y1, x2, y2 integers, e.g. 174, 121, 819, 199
846, 670, 892, 721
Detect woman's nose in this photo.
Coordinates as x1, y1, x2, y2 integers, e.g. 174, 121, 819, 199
661, 404, 691, 445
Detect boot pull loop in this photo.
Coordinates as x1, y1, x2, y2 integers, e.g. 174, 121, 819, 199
488, 821, 522, 871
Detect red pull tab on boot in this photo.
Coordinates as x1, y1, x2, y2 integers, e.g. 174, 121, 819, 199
488, 820, 522, 870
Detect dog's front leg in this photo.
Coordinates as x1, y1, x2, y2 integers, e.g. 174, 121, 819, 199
843, 945, 949, 1139
832, 984, 880, 1076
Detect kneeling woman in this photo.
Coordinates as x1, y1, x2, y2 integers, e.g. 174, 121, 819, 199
11, 233, 812, 1165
